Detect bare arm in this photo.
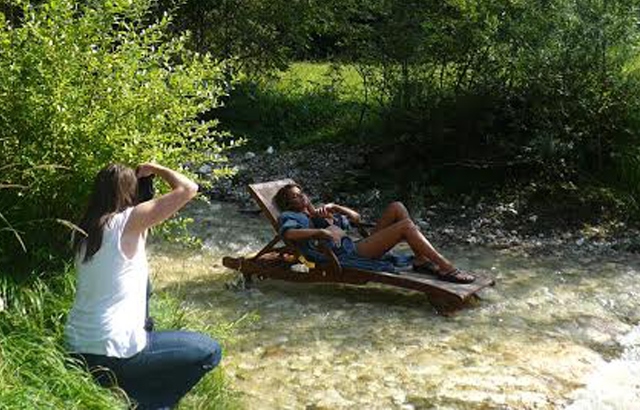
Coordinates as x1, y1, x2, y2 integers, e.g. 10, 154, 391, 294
314, 203, 361, 224
124, 163, 199, 235
282, 228, 334, 242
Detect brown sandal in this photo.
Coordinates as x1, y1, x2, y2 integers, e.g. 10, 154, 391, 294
438, 268, 475, 284
413, 262, 475, 284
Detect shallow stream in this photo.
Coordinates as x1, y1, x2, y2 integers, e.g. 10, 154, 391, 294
157, 201, 640, 410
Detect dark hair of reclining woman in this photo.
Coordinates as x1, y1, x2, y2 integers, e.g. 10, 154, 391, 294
274, 183, 475, 283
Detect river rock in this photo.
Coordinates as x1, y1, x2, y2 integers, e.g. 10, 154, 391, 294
308, 388, 353, 408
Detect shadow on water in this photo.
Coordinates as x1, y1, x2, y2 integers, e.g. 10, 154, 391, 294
154, 200, 640, 410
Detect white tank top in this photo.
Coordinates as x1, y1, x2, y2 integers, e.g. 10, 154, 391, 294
65, 207, 149, 358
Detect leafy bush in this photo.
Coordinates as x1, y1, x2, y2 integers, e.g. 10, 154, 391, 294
0, 0, 235, 276
155, 0, 324, 75
332, 0, 640, 200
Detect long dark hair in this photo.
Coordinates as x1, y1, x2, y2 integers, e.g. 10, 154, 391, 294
274, 183, 301, 211
73, 163, 138, 262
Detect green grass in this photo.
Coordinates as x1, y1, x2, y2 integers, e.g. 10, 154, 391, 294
0, 262, 239, 410
219, 61, 381, 149
274, 62, 367, 103
0, 269, 126, 409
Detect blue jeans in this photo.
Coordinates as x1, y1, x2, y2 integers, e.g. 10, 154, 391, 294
77, 331, 222, 409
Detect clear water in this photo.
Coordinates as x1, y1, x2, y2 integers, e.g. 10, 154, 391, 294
176, 201, 640, 410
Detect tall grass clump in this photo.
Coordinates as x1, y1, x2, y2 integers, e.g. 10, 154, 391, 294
0, 0, 236, 277
0, 264, 239, 409
0, 268, 127, 408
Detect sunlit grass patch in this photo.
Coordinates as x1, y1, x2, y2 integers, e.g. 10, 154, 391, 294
0, 269, 127, 409
0, 251, 243, 410
275, 62, 368, 103
221, 61, 382, 149
148, 245, 250, 343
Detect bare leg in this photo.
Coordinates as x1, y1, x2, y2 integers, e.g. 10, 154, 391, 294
372, 201, 411, 233
356, 219, 454, 271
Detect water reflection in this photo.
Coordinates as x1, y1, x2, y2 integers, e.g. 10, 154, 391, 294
164, 200, 640, 409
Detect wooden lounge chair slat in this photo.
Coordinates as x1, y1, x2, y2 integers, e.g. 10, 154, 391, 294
248, 179, 295, 231
223, 179, 495, 313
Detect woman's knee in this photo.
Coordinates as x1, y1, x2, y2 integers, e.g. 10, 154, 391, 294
388, 201, 409, 219
191, 333, 222, 370
173, 331, 222, 370
205, 338, 222, 370
390, 218, 417, 237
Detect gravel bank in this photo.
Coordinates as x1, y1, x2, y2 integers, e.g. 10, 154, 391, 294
194, 145, 640, 258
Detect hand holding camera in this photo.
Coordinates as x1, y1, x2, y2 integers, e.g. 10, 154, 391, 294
136, 163, 157, 203
136, 163, 157, 178
135, 162, 199, 204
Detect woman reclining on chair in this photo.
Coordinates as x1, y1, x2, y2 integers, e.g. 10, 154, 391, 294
274, 183, 475, 283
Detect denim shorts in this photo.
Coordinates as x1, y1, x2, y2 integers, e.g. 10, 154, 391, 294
336, 236, 357, 255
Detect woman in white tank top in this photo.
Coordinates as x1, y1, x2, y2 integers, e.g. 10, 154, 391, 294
65, 163, 221, 409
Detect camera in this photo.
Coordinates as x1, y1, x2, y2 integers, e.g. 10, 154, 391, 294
137, 175, 155, 203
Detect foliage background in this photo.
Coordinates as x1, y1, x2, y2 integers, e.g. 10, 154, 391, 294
3, 0, 640, 275
163, 0, 640, 209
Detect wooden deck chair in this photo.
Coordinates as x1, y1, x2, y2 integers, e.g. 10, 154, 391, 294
222, 179, 495, 313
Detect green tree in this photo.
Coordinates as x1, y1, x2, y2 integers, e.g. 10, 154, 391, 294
157, 0, 322, 75
0, 0, 234, 276
335, 0, 640, 191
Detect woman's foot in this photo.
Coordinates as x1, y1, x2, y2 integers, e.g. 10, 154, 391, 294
413, 262, 475, 284
412, 260, 438, 275
437, 268, 475, 284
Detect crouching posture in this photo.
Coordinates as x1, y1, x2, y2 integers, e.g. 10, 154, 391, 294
275, 183, 475, 283
66, 163, 221, 409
